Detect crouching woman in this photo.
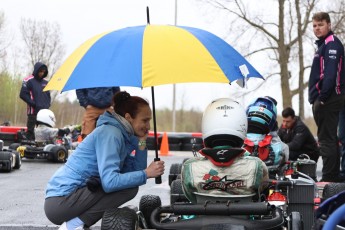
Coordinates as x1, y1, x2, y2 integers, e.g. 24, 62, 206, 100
44, 91, 165, 230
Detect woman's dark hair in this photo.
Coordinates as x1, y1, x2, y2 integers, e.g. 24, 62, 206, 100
113, 91, 149, 118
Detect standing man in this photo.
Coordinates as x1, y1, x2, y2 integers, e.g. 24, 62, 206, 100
278, 107, 319, 163
76, 87, 120, 139
20, 62, 51, 140
308, 12, 345, 182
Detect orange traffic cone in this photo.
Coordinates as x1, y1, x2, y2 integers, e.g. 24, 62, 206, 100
160, 132, 170, 156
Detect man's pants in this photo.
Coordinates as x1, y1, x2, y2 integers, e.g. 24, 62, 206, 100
338, 107, 345, 175
81, 106, 113, 138
44, 186, 138, 227
26, 114, 36, 140
313, 95, 345, 179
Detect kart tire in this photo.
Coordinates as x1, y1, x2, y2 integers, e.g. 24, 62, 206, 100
323, 183, 345, 200
169, 163, 182, 175
171, 179, 188, 204
0, 151, 12, 172
101, 207, 138, 230
139, 194, 161, 229
51, 146, 68, 163
8, 143, 20, 151
288, 211, 303, 230
13, 151, 21, 169
169, 163, 182, 186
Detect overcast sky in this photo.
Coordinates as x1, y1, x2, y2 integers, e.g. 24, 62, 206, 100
0, 0, 273, 111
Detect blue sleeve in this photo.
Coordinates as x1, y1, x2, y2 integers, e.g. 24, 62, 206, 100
320, 42, 342, 102
95, 126, 147, 193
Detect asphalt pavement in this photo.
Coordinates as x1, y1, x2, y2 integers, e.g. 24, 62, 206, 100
0, 150, 323, 230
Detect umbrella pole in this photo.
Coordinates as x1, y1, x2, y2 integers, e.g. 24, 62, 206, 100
147, 6, 161, 184
151, 87, 162, 184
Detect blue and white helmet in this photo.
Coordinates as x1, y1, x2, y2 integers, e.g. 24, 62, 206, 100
246, 97, 277, 134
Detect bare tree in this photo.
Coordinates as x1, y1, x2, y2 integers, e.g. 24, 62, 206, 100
202, 0, 321, 118
0, 11, 12, 72
20, 18, 65, 77
20, 18, 66, 101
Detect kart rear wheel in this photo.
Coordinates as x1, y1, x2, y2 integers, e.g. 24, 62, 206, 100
51, 146, 68, 163
288, 211, 303, 230
101, 207, 138, 230
0, 151, 12, 172
323, 183, 345, 200
139, 194, 161, 228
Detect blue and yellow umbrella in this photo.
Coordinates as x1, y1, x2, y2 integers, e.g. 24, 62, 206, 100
44, 24, 263, 92
45, 24, 263, 184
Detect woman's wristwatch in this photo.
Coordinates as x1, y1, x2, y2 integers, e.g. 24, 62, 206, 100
138, 140, 147, 149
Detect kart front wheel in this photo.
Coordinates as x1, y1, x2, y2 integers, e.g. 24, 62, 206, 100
101, 207, 138, 230
323, 183, 345, 200
288, 211, 303, 230
13, 151, 21, 169
51, 146, 68, 163
139, 195, 161, 228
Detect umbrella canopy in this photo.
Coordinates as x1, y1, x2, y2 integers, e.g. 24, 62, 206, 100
44, 24, 263, 92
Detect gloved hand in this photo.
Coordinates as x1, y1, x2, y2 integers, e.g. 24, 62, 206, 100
58, 128, 70, 137
86, 176, 102, 192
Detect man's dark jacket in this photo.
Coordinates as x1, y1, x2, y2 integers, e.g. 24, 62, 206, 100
19, 62, 51, 115
76, 87, 120, 109
308, 31, 345, 104
278, 116, 319, 161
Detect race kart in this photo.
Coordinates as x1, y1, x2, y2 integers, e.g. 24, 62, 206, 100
8, 135, 71, 163
100, 148, 319, 230
0, 139, 21, 172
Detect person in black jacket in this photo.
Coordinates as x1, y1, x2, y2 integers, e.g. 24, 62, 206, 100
308, 12, 345, 182
76, 87, 120, 139
278, 107, 319, 163
20, 62, 51, 140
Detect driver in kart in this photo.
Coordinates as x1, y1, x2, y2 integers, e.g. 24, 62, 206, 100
182, 98, 269, 203
34, 109, 71, 145
243, 96, 288, 167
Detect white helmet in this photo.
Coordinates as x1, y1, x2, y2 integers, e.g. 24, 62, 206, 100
202, 98, 248, 148
36, 109, 56, 127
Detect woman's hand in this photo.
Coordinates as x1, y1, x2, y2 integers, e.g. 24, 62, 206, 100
145, 160, 165, 178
